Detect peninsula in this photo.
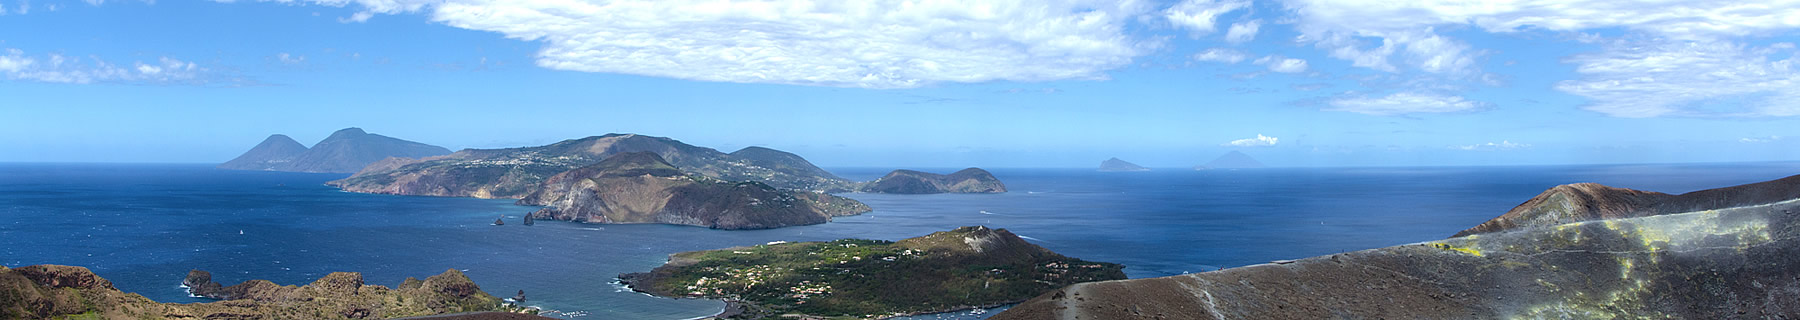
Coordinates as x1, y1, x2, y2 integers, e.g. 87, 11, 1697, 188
620, 226, 1123, 319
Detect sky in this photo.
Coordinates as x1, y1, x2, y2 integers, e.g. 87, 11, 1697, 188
2, 0, 1798, 168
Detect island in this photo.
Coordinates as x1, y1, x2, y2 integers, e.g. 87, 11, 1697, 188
219, 127, 452, 173
1098, 157, 1150, 172
994, 174, 1800, 319
619, 226, 1123, 319
858, 168, 1007, 194
328, 134, 859, 199
0, 265, 536, 319
516, 152, 871, 230
1194, 150, 1263, 170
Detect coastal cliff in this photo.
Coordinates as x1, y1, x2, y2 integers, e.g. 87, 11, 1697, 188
219, 128, 451, 174
0, 265, 524, 320
620, 226, 1124, 319
859, 168, 1007, 194
994, 174, 1800, 319
328, 134, 856, 199
516, 152, 870, 230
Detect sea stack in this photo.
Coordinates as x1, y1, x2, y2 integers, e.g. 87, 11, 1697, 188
493, 216, 504, 226
1098, 157, 1150, 172
522, 213, 534, 226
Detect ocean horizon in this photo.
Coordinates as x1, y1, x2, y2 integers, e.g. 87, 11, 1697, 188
5, 161, 1799, 319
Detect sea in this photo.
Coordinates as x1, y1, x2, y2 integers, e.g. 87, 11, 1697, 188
4, 162, 1800, 319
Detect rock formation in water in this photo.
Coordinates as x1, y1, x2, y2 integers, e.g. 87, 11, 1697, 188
220, 128, 452, 174
516, 152, 870, 230
218, 134, 310, 171
858, 168, 1007, 194
329, 134, 856, 199
994, 174, 1800, 320
620, 226, 1124, 319
1, 265, 522, 319
1098, 157, 1150, 172
493, 216, 505, 226
1194, 150, 1264, 170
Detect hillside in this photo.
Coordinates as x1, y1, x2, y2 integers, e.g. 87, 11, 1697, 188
859, 168, 1007, 194
516, 152, 870, 230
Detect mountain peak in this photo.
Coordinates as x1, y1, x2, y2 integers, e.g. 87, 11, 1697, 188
326, 127, 368, 139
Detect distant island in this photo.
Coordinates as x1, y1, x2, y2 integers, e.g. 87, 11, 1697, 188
859, 168, 1007, 194
0, 264, 535, 319
1194, 150, 1263, 170
516, 152, 871, 230
219, 127, 451, 173
1098, 157, 1150, 172
619, 226, 1123, 319
995, 174, 1800, 319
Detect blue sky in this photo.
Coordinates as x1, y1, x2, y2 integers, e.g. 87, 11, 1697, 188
2, 0, 1797, 168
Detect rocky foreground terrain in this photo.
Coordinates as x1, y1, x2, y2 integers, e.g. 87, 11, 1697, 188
621, 226, 1123, 319
0, 265, 526, 319
994, 174, 1800, 319
517, 152, 870, 229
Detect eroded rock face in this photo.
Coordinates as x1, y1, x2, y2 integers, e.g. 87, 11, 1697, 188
518, 152, 870, 230
995, 177, 1800, 320
859, 168, 1007, 194
0, 266, 510, 319
1455, 174, 1800, 237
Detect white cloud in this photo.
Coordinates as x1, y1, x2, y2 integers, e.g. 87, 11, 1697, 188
235, 0, 1154, 89
1192, 48, 1247, 64
0, 48, 209, 84
277, 52, 306, 64
1285, 0, 1800, 117
1253, 55, 1307, 73
1224, 19, 1260, 44
1224, 134, 1278, 147
1741, 136, 1783, 143
1452, 140, 1530, 151
1555, 40, 1800, 118
1325, 92, 1485, 116
1164, 0, 1249, 36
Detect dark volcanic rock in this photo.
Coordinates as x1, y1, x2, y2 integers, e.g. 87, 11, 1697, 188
218, 134, 310, 171
1455, 174, 1800, 237
859, 168, 1007, 194
1195, 150, 1263, 170
5, 265, 515, 319
1098, 157, 1150, 172
518, 152, 870, 230
995, 176, 1800, 320
329, 134, 855, 199
219, 128, 452, 174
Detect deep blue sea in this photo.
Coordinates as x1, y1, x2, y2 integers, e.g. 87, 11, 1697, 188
5, 162, 1800, 319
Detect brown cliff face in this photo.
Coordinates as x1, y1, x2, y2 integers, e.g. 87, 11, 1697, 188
0, 265, 513, 320
1454, 174, 1800, 237
859, 168, 1008, 194
994, 174, 1800, 320
518, 152, 870, 230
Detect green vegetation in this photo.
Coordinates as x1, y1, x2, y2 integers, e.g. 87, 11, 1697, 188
632, 227, 1124, 319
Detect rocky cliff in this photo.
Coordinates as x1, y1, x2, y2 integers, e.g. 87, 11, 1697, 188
1454, 174, 1800, 237
859, 168, 1007, 194
994, 174, 1800, 320
516, 152, 870, 230
329, 134, 856, 199
219, 128, 452, 174
1098, 158, 1150, 172
0, 265, 520, 320
620, 226, 1124, 319
218, 134, 310, 171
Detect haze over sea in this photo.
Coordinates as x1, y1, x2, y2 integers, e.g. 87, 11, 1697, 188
5, 162, 1798, 319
